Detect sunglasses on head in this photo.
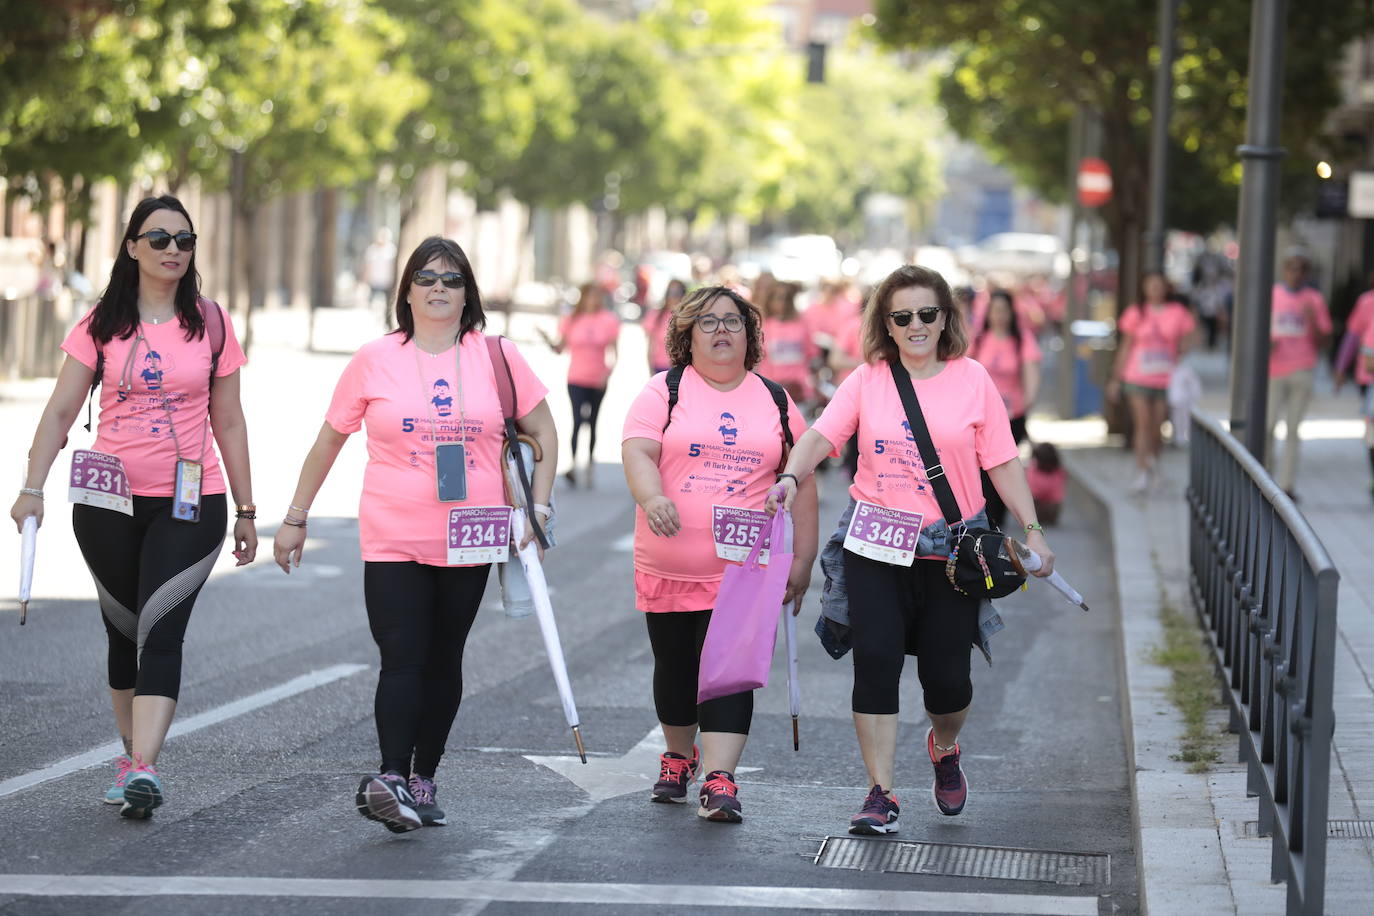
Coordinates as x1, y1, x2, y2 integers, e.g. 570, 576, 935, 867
412, 269, 464, 289
135, 229, 196, 251
888, 306, 942, 327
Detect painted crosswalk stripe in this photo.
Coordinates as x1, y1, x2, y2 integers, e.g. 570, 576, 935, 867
0, 874, 1100, 914
0, 663, 368, 799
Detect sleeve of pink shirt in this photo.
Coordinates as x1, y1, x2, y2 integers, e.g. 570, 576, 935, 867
1117, 305, 1141, 337
495, 337, 551, 418
972, 365, 1020, 469
811, 363, 864, 449
210, 301, 248, 376
621, 375, 670, 443
325, 348, 373, 435
60, 313, 98, 370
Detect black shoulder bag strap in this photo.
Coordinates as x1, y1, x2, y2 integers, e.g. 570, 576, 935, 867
887, 358, 964, 529
661, 365, 685, 432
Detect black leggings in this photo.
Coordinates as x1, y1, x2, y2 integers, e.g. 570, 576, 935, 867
72, 494, 227, 701
363, 561, 489, 778
844, 552, 979, 716
982, 413, 1029, 530
644, 610, 753, 735
567, 383, 606, 462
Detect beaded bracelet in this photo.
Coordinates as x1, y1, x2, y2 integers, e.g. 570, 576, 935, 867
282, 516, 308, 528
19, 487, 44, 499
1024, 522, 1044, 532
235, 510, 257, 520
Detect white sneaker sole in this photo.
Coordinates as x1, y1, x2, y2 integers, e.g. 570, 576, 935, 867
355, 777, 422, 834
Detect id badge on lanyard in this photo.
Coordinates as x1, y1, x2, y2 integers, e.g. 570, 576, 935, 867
172, 459, 203, 522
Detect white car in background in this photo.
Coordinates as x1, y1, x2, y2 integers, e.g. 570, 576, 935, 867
959, 232, 1070, 280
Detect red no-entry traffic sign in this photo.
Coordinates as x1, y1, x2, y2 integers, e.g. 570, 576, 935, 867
1077, 157, 1113, 208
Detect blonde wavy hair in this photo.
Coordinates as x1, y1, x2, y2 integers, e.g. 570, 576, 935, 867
861, 264, 968, 364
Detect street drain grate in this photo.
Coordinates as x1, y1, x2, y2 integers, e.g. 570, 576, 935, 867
1243, 819, 1374, 839
810, 836, 1110, 886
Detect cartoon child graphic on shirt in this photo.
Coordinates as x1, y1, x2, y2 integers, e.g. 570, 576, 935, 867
717, 412, 738, 446
431, 379, 453, 418
141, 351, 164, 391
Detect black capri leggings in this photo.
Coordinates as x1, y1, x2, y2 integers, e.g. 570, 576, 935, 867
982, 412, 1028, 531
363, 561, 489, 778
644, 610, 753, 735
567, 383, 606, 462
73, 494, 227, 701
844, 552, 979, 716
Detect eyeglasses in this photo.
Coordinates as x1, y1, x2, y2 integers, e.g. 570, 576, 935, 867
135, 230, 197, 251
412, 269, 464, 289
695, 313, 745, 334
888, 306, 942, 327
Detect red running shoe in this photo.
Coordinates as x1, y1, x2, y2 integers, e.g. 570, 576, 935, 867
697, 770, 742, 823
849, 784, 900, 835
651, 745, 700, 804
928, 727, 968, 816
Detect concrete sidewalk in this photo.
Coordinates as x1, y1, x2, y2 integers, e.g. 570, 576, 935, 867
1035, 349, 1374, 914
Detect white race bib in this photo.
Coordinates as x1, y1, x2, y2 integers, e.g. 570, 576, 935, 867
843, 500, 923, 566
446, 506, 512, 565
68, 450, 133, 515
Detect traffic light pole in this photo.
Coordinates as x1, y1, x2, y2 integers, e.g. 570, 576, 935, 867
1228, 0, 1289, 459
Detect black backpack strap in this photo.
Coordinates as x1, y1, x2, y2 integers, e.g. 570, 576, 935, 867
487, 335, 548, 550
753, 372, 795, 473
661, 365, 685, 433
203, 299, 226, 390
887, 358, 964, 527
84, 347, 104, 433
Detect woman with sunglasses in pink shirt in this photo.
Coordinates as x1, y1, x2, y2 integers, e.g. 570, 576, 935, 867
273, 236, 557, 834
770, 265, 1054, 836
10, 195, 256, 820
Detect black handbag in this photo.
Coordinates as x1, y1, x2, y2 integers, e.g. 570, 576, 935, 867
887, 359, 1027, 599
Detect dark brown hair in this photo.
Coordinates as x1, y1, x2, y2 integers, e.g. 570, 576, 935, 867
391, 236, 485, 343
665, 285, 763, 370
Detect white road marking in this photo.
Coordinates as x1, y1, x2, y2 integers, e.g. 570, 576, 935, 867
0, 874, 1100, 913
525, 726, 758, 803
0, 663, 369, 799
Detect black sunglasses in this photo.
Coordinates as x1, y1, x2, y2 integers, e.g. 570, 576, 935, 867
412, 269, 464, 289
135, 229, 197, 251
889, 306, 942, 327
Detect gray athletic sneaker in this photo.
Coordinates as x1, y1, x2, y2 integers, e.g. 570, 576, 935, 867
355, 772, 422, 833
407, 774, 447, 826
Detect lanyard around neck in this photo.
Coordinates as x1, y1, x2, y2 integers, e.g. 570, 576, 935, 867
413, 335, 466, 453
117, 328, 209, 463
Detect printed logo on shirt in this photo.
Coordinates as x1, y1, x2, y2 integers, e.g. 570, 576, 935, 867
431, 379, 453, 417
717, 412, 739, 446
140, 351, 166, 390
900, 420, 914, 442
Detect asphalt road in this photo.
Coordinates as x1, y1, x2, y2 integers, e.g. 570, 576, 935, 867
0, 316, 1137, 915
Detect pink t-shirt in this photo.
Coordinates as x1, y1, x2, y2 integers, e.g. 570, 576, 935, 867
831, 316, 864, 386
1360, 320, 1374, 383
622, 368, 807, 588
560, 310, 620, 388
643, 307, 672, 372
970, 330, 1042, 418
802, 296, 859, 344
1351, 291, 1374, 386
812, 359, 1019, 547
1269, 285, 1332, 378
326, 332, 548, 566
1118, 302, 1196, 389
759, 317, 820, 396
1027, 464, 1066, 505
61, 299, 247, 497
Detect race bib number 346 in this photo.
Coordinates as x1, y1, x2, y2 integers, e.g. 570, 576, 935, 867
68, 450, 133, 516
843, 500, 923, 566
446, 506, 512, 565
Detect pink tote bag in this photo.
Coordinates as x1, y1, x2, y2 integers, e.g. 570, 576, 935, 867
697, 506, 793, 703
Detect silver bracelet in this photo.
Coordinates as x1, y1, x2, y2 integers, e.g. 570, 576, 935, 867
19, 488, 44, 499
533, 503, 552, 517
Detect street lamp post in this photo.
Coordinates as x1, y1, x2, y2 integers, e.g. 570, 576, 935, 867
1228, 0, 1289, 459
1144, 0, 1178, 275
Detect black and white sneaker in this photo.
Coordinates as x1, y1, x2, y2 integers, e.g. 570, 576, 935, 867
355, 772, 422, 833
407, 774, 448, 826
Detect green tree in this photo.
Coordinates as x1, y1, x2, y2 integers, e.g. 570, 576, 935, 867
874, 0, 1374, 302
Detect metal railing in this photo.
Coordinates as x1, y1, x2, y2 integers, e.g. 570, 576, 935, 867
1186, 409, 1338, 916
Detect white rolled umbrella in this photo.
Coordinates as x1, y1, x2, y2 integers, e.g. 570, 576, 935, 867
1009, 538, 1089, 611
18, 515, 36, 625
504, 439, 586, 763
784, 600, 800, 751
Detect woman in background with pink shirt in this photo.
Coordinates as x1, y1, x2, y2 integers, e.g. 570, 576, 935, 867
1107, 272, 1197, 495
9, 196, 256, 820
622, 286, 817, 824
643, 278, 685, 376
542, 283, 620, 488
770, 265, 1054, 836
969, 288, 1042, 529
273, 236, 557, 834
757, 281, 820, 406
1267, 255, 1332, 499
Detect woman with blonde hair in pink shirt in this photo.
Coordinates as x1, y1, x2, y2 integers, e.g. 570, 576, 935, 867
10, 195, 256, 819
623, 286, 818, 824
541, 282, 620, 488
769, 264, 1054, 836
273, 236, 558, 833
